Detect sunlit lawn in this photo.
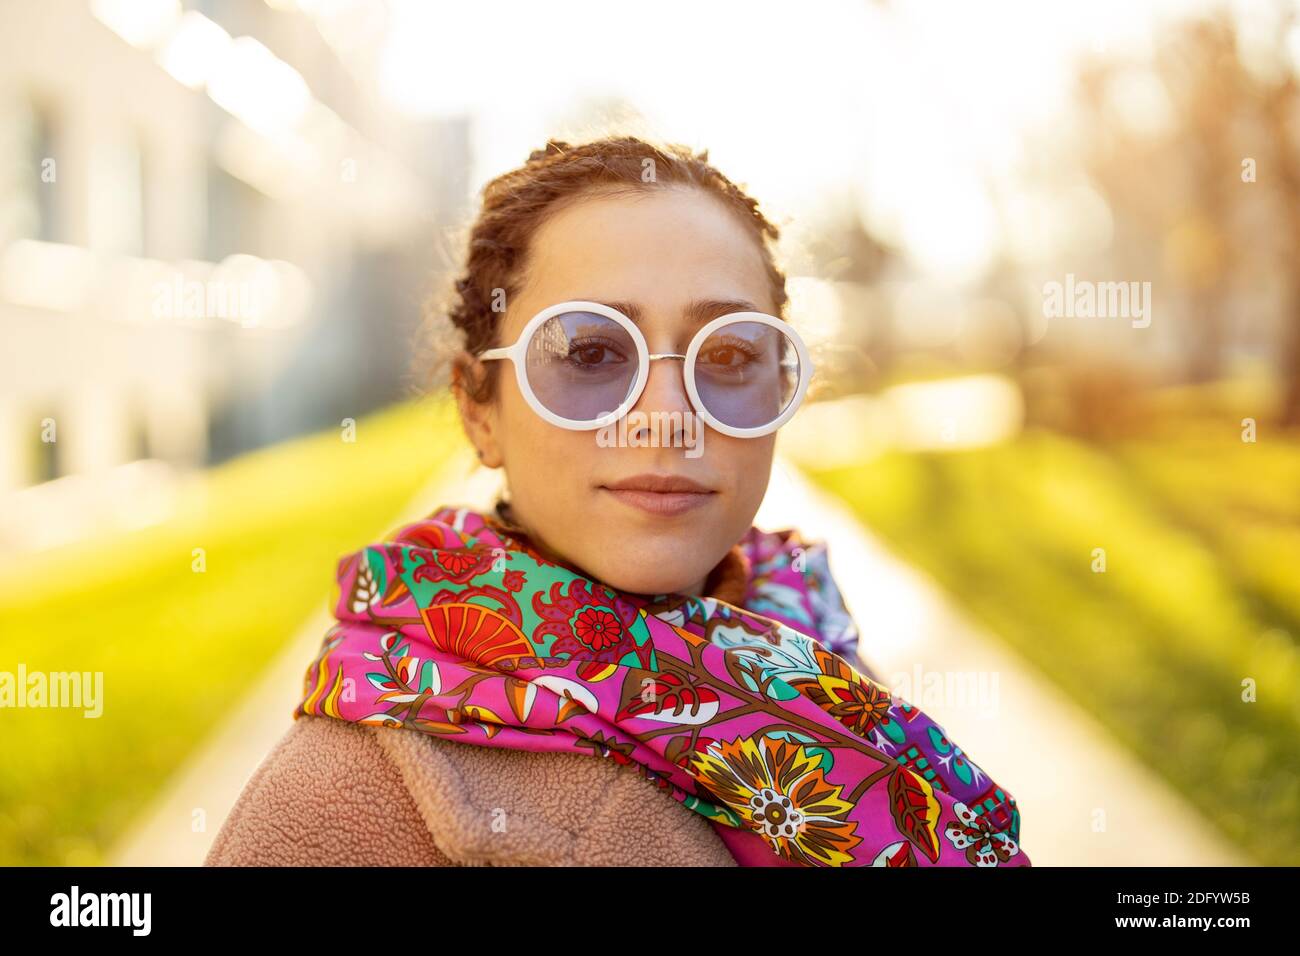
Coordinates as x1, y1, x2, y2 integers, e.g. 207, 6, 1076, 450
0, 398, 463, 865
805, 415, 1300, 865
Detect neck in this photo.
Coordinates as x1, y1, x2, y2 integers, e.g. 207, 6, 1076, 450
680, 575, 709, 598
489, 499, 743, 602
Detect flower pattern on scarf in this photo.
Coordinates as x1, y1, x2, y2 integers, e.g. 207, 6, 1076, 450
944, 800, 1022, 867
533, 578, 652, 668
689, 736, 862, 866
789, 647, 894, 737
574, 607, 623, 651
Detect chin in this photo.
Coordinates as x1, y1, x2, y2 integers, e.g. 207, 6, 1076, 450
601, 570, 707, 596
589, 538, 720, 596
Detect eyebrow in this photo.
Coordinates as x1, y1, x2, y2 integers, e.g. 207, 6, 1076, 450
577, 298, 762, 327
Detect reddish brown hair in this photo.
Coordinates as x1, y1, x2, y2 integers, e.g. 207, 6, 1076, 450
418, 134, 790, 402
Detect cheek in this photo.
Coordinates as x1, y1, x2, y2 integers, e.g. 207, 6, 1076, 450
712, 433, 776, 509
496, 386, 590, 491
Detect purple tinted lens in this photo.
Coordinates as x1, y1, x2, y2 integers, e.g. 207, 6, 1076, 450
524, 311, 639, 422
693, 321, 799, 429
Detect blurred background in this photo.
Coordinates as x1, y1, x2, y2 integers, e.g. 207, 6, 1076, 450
1, 0, 1297, 866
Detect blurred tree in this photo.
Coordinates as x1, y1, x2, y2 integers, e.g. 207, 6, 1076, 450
1074, 6, 1300, 421
1259, 36, 1300, 425
802, 199, 901, 394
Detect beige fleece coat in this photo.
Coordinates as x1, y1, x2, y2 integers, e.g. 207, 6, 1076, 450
205, 710, 746, 867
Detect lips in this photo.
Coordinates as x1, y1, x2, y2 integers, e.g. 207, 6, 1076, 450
599, 473, 716, 517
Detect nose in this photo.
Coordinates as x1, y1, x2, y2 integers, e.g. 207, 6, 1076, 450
627, 352, 694, 441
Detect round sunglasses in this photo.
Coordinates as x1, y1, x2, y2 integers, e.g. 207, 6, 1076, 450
476, 300, 814, 437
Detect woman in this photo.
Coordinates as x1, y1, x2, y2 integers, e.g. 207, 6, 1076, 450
205, 135, 1027, 868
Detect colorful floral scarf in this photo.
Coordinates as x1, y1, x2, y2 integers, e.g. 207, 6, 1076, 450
294, 506, 1028, 867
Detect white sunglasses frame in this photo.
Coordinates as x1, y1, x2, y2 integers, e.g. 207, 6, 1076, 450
477, 300, 814, 438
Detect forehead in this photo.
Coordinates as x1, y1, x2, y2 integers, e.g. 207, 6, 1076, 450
510, 186, 776, 330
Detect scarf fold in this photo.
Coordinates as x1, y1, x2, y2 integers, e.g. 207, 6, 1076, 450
294, 506, 1028, 868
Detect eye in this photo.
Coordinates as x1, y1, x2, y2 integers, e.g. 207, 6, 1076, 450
699, 337, 759, 369
566, 336, 628, 368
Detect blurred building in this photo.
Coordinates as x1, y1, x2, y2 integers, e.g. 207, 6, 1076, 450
0, 0, 470, 499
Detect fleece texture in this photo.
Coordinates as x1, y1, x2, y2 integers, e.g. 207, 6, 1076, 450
205, 715, 740, 867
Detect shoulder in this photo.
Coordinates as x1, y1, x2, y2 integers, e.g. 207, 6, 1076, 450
204, 716, 454, 866
370, 723, 740, 866
207, 716, 739, 867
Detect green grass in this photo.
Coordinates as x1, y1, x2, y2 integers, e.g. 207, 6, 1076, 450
804, 423, 1300, 865
0, 398, 465, 865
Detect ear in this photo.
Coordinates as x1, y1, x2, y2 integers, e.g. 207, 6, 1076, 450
452, 354, 504, 468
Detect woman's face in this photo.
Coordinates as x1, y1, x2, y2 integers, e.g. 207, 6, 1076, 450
459, 185, 779, 595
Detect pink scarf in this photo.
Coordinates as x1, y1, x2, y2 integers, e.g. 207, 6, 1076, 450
295, 506, 1028, 867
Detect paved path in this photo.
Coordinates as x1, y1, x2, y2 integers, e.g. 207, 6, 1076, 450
758, 457, 1249, 865
112, 453, 1248, 865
